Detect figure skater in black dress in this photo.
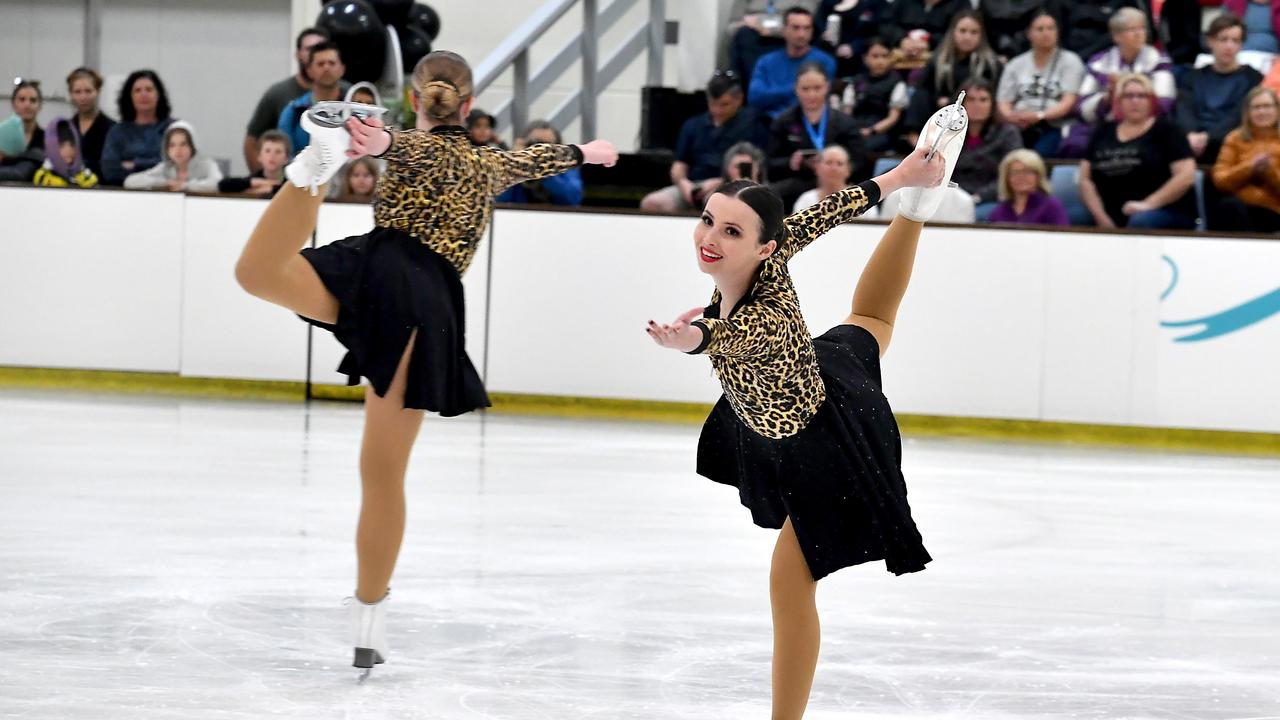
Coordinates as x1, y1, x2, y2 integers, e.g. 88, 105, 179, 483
233, 50, 617, 678
646, 98, 968, 717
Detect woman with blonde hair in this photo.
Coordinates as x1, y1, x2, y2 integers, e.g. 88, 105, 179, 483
903, 10, 1000, 142
988, 148, 1070, 225
1078, 73, 1196, 229
233, 50, 617, 679
1211, 86, 1280, 232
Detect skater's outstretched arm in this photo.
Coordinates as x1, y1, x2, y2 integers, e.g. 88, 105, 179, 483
646, 292, 787, 357
778, 147, 944, 261
491, 139, 617, 191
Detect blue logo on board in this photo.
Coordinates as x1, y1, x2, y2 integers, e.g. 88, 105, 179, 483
1161, 256, 1280, 342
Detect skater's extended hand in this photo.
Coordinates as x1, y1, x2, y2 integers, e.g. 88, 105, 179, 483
646, 307, 705, 353
578, 140, 618, 167
347, 117, 391, 158
895, 147, 945, 189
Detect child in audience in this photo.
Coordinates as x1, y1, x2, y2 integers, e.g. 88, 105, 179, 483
33, 117, 99, 188
123, 121, 222, 192
847, 38, 910, 152
219, 130, 291, 196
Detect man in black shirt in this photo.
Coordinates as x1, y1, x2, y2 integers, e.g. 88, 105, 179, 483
641, 71, 770, 212
1175, 13, 1262, 165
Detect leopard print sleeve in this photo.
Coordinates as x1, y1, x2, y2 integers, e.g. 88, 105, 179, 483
688, 298, 787, 359
378, 128, 444, 166
777, 181, 880, 262
487, 144, 584, 193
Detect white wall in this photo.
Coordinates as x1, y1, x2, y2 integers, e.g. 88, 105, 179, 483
3, 187, 1279, 435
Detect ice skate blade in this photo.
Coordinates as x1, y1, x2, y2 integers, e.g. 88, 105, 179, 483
307, 101, 389, 129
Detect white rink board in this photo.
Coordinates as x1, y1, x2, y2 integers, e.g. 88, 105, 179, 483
2, 186, 1278, 433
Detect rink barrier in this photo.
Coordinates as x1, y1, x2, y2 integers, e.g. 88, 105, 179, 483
2, 365, 1278, 457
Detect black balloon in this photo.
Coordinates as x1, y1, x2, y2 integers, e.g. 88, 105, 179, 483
407, 3, 441, 41
397, 24, 432, 73
316, 0, 387, 84
367, 0, 413, 27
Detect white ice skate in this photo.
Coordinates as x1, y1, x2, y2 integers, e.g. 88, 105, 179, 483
897, 92, 969, 223
285, 101, 389, 196
349, 589, 390, 682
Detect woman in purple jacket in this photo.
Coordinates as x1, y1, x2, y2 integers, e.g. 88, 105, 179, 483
988, 148, 1071, 225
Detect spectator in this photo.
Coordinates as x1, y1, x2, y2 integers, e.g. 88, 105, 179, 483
815, 0, 887, 77
1061, 0, 1150, 61
881, 0, 971, 52
1079, 73, 1197, 230
278, 41, 346, 157
904, 10, 1002, 143
4, 79, 44, 151
723, 0, 822, 80
1224, 0, 1280, 53
988, 148, 1070, 225
997, 10, 1086, 157
1175, 13, 1263, 165
1075, 9, 1176, 125
722, 140, 769, 184
218, 129, 290, 197
497, 121, 583, 205
641, 71, 769, 212
748, 7, 837, 118
334, 156, 382, 204
33, 117, 98, 188
846, 37, 910, 153
791, 144, 852, 211
243, 27, 330, 172
953, 79, 1024, 219
980, 0, 1066, 60
1154, 0, 1204, 68
346, 81, 381, 107
65, 68, 114, 179
122, 121, 222, 193
766, 61, 868, 209
100, 70, 175, 186
466, 109, 508, 149
1210, 86, 1280, 232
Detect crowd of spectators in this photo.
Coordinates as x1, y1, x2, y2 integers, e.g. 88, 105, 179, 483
7, 2, 1280, 236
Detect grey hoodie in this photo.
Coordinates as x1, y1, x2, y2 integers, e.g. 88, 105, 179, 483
123, 120, 223, 192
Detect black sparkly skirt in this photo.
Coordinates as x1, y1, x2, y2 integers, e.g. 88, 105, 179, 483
298, 226, 489, 416
696, 324, 931, 580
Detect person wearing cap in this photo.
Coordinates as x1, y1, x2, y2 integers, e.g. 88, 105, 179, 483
642, 70, 770, 212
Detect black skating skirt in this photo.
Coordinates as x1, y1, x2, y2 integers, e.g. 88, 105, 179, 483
696, 324, 931, 580
299, 226, 489, 416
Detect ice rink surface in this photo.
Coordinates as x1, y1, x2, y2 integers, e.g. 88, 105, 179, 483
1, 389, 1278, 720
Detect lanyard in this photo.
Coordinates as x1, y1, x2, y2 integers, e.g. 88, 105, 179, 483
803, 106, 828, 151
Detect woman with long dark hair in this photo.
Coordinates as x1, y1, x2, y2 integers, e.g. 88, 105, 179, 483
100, 69, 174, 185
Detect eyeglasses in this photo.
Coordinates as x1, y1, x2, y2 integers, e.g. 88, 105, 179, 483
711, 69, 739, 80
13, 77, 40, 88
1120, 92, 1152, 100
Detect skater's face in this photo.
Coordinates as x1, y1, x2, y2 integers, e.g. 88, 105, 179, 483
694, 193, 776, 278
12, 85, 40, 121
1027, 15, 1058, 51
258, 140, 288, 174
863, 44, 891, 76
166, 130, 192, 166
131, 78, 158, 116
795, 70, 829, 113
1247, 90, 1278, 130
952, 17, 982, 55
347, 163, 376, 196
69, 77, 99, 115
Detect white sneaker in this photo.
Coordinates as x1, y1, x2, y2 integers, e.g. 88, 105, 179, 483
349, 589, 389, 681
285, 101, 387, 195
897, 94, 969, 223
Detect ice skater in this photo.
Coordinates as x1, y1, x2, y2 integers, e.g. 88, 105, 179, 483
234, 50, 617, 679
645, 99, 968, 717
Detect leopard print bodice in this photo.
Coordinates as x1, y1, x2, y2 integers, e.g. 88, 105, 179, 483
690, 184, 876, 439
374, 126, 583, 275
